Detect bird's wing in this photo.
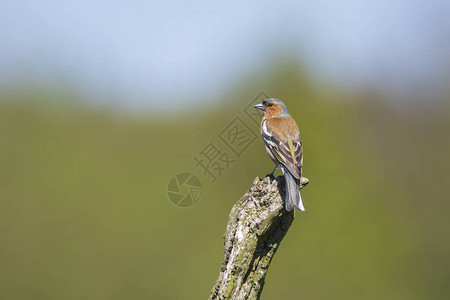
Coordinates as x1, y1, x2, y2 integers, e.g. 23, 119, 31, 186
262, 120, 303, 179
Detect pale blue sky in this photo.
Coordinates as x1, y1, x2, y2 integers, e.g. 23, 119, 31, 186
1, 0, 449, 109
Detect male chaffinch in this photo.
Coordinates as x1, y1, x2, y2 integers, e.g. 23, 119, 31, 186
254, 98, 305, 211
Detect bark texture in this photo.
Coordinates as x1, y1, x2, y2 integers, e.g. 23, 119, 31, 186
209, 175, 309, 300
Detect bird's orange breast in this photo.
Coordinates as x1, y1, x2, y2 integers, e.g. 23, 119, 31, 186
266, 117, 300, 142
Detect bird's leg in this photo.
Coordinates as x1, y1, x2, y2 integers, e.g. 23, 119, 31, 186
266, 165, 278, 180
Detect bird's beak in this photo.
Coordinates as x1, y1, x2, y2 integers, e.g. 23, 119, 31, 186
254, 103, 265, 111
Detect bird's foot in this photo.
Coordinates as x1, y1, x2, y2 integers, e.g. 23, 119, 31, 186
266, 166, 278, 181
266, 172, 276, 181
300, 177, 310, 189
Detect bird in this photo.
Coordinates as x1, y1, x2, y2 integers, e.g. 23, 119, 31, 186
254, 98, 305, 211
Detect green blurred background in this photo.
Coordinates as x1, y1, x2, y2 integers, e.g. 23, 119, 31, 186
1, 2, 450, 299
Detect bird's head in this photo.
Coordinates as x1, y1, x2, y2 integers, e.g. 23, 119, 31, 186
254, 98, 290, 118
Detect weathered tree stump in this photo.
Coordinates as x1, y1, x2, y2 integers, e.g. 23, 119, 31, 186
209, 175, 309, 300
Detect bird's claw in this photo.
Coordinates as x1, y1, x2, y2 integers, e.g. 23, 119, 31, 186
300, 177, 309, 189
266, 172, 276, 181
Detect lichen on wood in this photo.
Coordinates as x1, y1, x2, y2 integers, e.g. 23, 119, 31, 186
209, 175, 309, 300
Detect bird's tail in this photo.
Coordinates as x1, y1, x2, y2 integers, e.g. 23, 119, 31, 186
281, 166, 305, 211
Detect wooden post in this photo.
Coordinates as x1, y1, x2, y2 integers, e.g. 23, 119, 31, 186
209, 175, 309, 300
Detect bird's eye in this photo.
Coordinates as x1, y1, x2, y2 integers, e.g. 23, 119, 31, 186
268, 103, 273, 107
